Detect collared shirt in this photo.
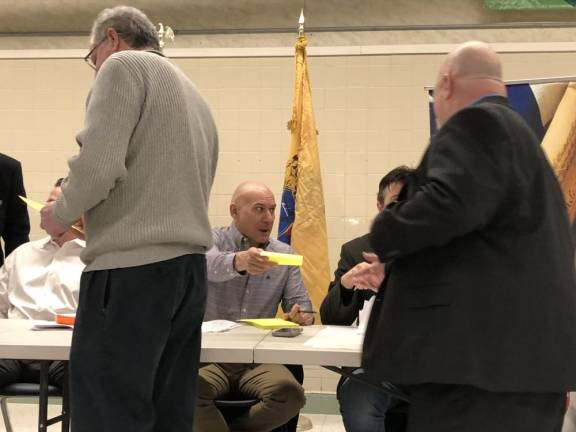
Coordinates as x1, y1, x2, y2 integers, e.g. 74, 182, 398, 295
204, 224, 312, 321
0, 237, 85, 320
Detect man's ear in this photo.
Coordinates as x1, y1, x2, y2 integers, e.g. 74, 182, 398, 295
443, 73, 454, 99
230, 203, 237, 218
106, 27, 121, 49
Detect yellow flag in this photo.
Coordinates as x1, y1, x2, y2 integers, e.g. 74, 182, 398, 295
541, 82, 576, 222
278, 36, 330, 312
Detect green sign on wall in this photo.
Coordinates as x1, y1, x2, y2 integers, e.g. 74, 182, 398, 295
485, 0, 576, 9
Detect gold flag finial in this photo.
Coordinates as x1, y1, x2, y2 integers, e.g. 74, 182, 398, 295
157, 22, 175, 49
298, 9, 305, 37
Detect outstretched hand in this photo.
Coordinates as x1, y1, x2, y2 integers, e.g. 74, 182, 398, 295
345, 252, 385, 292
234, 247, 277, 275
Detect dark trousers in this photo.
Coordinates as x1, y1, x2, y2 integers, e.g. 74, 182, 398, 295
70, 254, 207, 432
0, 359, 65, 387
405, 383, 566, 432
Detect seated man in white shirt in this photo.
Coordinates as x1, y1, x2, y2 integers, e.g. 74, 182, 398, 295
0, 178, 85, 387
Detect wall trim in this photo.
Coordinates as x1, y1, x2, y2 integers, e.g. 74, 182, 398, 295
0, 42, 575, 59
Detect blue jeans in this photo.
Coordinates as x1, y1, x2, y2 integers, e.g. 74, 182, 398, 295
338, 368, 391, 432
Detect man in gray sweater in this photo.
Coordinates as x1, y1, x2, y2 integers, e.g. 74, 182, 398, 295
40, 6, 218, 432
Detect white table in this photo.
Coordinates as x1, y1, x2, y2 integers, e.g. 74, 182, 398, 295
0, 321, 363, 366
0, 320, 272, 363
0, 320, 71, 361
0, 321, 366, 432
253, 325, 362, 367
0, 321, 272, 432
201, 324, 269, 363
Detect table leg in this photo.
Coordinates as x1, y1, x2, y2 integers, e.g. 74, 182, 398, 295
38, 361, 48, 432
61, 363, 69, 432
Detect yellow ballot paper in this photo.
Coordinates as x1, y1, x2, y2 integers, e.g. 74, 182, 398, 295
18, 195, 44, 211
260, 251, 303, 266
19, 195, 85, 236
238, 318, 299, 330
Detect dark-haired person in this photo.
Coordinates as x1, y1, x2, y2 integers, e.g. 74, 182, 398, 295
0, 153, 30, 266
40, 6, 218, 432
0, 178, 84, 388
320, 166, 414, 432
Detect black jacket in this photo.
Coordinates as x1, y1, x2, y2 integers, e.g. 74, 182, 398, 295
363, 96, 576, 392
320, 234, 374, 325
0, 154, 30, 266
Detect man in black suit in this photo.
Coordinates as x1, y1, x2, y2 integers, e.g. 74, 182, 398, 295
354, 41, 576, 432
320, 166, 413, 432
0, 153, 30, 266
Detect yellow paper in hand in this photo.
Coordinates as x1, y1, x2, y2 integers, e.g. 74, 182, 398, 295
19, 196, 44, 211
239, 318, 299, 329
260, 251, 303, 266
19, 195, 85, 235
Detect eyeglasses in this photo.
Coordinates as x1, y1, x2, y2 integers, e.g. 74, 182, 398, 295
83, 36, 106, 70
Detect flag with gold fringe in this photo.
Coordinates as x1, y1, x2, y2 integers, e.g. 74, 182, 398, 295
541, 83, 576, 222
278, 35, 330, 312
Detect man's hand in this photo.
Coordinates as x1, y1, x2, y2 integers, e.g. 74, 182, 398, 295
341, 259, 368, 289
284, 304, 314, 326
345, 252, 385, 292
40, 202, 68, 239
234, 247, 277, 275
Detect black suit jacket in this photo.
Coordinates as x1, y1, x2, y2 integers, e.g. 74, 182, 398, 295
320, 234, 374, 325
0, 154, 30, 266
363, 96, 576, 392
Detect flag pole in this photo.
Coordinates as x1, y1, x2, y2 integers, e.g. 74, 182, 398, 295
298, 9, 305, 37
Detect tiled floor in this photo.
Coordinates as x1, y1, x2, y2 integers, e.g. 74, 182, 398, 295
0, 403, 346, 432
303, 414, 346, 432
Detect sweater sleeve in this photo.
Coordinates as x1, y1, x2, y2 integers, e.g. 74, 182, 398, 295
54, 57, 144, 227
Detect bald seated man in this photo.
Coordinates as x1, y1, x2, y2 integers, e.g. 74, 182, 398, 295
354, 41, 576, 432
196, 181, 312, 432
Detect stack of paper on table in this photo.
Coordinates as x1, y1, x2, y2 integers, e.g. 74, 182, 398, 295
238, 318, 299, 329
202, 320, 242, 333
304, 326, 364, 350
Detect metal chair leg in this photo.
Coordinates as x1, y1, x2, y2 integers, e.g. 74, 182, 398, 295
0, 396, 14, 432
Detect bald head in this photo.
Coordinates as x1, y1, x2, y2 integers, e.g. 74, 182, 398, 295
433, 41, 506, 128
444, 41, 502, 81
230, 181, 276, 246
231, 181, 274, 206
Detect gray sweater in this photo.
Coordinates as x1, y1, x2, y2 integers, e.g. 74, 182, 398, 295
54, 50, 218, 271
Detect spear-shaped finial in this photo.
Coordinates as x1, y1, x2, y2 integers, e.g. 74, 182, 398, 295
298, 9, 305, 37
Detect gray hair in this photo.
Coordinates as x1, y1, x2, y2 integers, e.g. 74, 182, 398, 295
91, 6, 160, 51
